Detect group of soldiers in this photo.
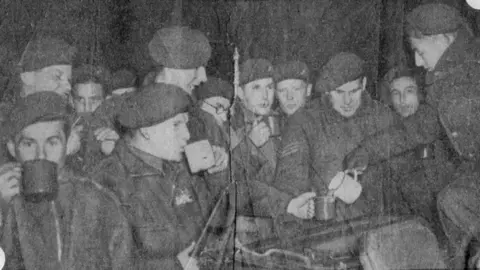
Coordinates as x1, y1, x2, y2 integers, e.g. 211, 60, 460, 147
0, 2, 479, 269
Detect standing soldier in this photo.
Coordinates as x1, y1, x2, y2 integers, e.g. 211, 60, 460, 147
344, 4, 480, 268
274, 52, 399, 223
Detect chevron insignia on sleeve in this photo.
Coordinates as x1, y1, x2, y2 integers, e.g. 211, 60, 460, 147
280, 141, 302, 157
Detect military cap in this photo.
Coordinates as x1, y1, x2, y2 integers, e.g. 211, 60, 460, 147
73, 64, 112, 87
406, 4, 463, 36
240, 59, 274, 86
5, 92, 70, 138
316, 52, 365, 93
274, 60, 310, 84
117, 83, 192, 129
195, 77, 234, 102
148, 26, 211, 69
18, 36, 76, 73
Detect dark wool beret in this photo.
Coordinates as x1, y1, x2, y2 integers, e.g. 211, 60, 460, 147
5, 92, 70, 138
111, 69, 137, 90
274, 60, 310, 84
195, 77, 234, 102
316, 52, 365, 93
117, 83, 192, 129
73, 64, 112, 88
240, 59, 274, 86
148, 26, 211, 69
18, 36, 76, 73
406, 4, 463, 36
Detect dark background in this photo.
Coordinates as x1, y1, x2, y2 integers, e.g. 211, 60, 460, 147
0, 0, 478, 99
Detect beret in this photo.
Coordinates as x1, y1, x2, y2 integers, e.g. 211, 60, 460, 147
73, 64, 111, 88
240, 59, 274, 86
316, 52, 365, 93
18, 36, 76, 72
274, 60, 310, 84
111, 69, 137, 90
148, 26, 211, 69
117, 83, 192, 129
406, 4, 463, 36
195, 77, 234, 102
5, 92, 70, 138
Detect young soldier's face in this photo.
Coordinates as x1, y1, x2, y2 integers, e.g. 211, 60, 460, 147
8, 120, 67, 169
410, 35, 448, 71
390, 76, 419, 118
143, 113, 190, 161
276, 79, 312, 115
240, 78, 274, 116
201, 96, 231, 125
329, 77, 366, 118
21, 65, 72, 99
72, 82, 105, 114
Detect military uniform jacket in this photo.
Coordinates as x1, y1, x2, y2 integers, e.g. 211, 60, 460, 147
91, 140, 214, 269
361, 29, 480, 164
230, 102, 291, 218
274, 94, 394, 202
1, 168, 133, 270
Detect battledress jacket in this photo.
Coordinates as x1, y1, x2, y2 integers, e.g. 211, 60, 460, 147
274, 93, 396, 220
1, 167, 133, 270
91, 140, 216, 269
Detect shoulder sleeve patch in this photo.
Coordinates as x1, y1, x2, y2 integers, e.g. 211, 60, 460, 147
280, 141, 303, 158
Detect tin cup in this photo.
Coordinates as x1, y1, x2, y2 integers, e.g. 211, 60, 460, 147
21, 159, 59, 203
184, 140, 216, 173
267, 115, 281, 137
314, 194, 336, 221
328, 170, 362, 204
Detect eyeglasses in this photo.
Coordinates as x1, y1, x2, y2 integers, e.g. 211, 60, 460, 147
203, 101, 229, 115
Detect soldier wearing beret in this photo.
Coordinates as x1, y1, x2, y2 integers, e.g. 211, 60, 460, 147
0, 92, 133, 269
343, 4, 480, 268
273, 60, 312, 117
230, 59, 316, 244
91, 83, 218, 269
274, 52, 400, 224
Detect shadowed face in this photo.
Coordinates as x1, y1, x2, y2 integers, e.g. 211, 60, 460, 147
390, 76, 419, 117
276, 79, 312, 115
240, 78, 275, 116
329, 77, 366, 118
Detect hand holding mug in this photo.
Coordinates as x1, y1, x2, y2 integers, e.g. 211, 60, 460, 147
0, 162, 21, 203
207, 146, 229, 174
66, 125, 84, 156
94, 127, 120, 155
287, 192, 316, 219
249, 120, 271, 147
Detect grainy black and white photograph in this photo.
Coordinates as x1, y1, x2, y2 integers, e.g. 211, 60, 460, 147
0, 0, 480, 269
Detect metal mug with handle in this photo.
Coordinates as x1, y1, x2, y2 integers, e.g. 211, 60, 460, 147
328, 170, 362, 204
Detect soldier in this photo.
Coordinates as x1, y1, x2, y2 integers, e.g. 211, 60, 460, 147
0, 92, 132, 269
273, 60, 312, 117
344, 4, 480, 268
274, 52, 397, 222
231, 59, 315, 243
91, 83, 220, 269
108, 68, 137, 98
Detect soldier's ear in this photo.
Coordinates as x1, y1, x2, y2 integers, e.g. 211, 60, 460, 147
7, 139, 16, 159
306, 83, 312, 97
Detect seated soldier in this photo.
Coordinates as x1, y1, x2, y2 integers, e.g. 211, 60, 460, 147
231, 59, 315, 242
91, 83, 221, 269
67, 64, 113, 173
275, 52, 397, 222
379, 67, 454, 239
0, 92, 132, 269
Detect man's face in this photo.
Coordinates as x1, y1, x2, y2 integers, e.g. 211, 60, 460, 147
22, 65, 72, 98
8, 120, 67, 170
276, 79, 312, 115
158, 66, 207, 95
410, 36, 447, 71
240, 78, 275, 116
143, 113, 190, 161
72, 82, 105, 114
390, 76, 419, 118
329, 77, 366, 118
201, 96, 231, 125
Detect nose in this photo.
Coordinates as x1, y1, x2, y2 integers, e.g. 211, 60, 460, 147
286, 91, 293, 100
196, 67, 207, 84
343, 93, 352, 105
36, 145, 46, 160
414, 53, 425, 68
183, 126, 191, 143
85, 101, 92, 112
400, 92, 407, 105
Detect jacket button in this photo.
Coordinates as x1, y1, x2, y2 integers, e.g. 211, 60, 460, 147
452, 131, 459, 138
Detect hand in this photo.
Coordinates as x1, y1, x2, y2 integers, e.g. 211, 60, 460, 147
207, 146, 228, 174
0, 162, 21, 203
94, 127, 120, 155
66, 125, 84, 156
287, 192, 316, 219
249, 121, 271, 147
177, 242, 199, 270
344, 146, 369, 172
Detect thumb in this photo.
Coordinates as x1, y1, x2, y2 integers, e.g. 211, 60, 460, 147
186, 242, 196, 252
